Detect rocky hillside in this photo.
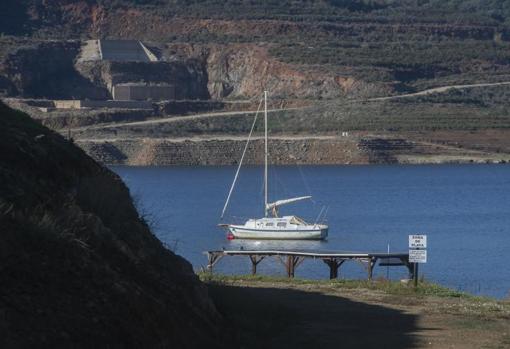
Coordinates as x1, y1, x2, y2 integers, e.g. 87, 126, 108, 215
0, 101, 233, 347
3, 1, 510, 166
2, 1, 510, 101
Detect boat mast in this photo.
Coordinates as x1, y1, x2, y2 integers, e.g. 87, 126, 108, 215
264, 90, 268, 217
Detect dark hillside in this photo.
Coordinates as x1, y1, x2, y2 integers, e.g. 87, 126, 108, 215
0, 0, 30, 35
0, 101, 233, 347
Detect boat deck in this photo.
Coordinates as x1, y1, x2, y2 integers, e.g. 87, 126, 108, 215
205, 249, 414, 280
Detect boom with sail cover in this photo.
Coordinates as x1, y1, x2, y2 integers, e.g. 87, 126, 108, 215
266, 196, 312, 216
266, 196, 312, 211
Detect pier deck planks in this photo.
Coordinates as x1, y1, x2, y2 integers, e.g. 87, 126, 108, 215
205, 250, 414, 280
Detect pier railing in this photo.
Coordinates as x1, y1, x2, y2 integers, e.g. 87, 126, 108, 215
205, 250, 414, 280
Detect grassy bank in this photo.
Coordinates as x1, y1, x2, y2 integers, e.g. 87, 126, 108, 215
201, 274, 510, 349
201, 273, 478, 298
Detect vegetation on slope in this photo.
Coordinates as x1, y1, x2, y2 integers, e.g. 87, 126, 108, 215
94, 0, 510, 25
0, 101, 233, 347
3, 0, 508, 98
70, 85, 510, 141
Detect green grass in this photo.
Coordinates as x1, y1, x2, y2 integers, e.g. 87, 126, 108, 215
199, 272, 479, 299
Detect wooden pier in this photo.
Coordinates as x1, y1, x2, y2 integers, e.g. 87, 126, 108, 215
205, 250, 414, 280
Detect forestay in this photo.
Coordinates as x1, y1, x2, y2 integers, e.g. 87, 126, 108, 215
220, 97, 264, 219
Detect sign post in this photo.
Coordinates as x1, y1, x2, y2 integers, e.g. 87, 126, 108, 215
409, 234, 427, 288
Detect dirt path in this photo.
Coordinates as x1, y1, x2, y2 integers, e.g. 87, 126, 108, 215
74, 134, 344, 142
67, 80, 510, 146
69, 107, 300, 132
369, 81, 510, 101
68, 81, 510, 133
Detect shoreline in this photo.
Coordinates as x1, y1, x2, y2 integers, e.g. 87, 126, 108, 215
77, 136, 510, 166
201, 273, 508, 301
108, 161, 510, 167
200, 273, 504, 300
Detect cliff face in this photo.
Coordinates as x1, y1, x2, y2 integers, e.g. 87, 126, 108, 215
162, 44, 374, 100
0, 101, 233, 347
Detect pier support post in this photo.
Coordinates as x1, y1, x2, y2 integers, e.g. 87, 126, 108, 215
206, 252, 223, 273
285, 256, 304, 278
249, 255, 265, 275
323, 258, 345, 279
367, 257, 377, 281
286, 256, 294, 278
330, 260, 339, 279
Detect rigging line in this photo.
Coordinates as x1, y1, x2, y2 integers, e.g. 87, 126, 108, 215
274, 169, 294, 204
220, 96, 264, 219
314, 206, 325, 226
297, 165, 314, 204
321, 205, 330, 223
271, 100, 315, 203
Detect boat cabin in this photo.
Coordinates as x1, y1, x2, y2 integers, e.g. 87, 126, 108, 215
246, 216, 310, 229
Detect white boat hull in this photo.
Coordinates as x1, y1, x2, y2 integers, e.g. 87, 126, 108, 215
228, 225, 328, 240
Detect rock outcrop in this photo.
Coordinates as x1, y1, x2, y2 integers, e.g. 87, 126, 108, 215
0, 39, 365, 101
0, 101, 234, 347
162, 44, 365, 100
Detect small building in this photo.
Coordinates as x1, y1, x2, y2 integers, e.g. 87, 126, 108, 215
112, 84, 175, 101
53, 100, 153, 110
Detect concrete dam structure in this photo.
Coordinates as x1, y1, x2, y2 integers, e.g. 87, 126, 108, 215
79, 40, 158, 63
99, 40, 158, 62
76, 40, 177, 102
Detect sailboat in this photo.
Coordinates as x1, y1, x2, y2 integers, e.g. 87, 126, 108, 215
219, 91, 328, 240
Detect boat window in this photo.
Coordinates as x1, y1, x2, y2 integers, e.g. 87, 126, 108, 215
277, 222, 287, 227
265, 223, 274, 227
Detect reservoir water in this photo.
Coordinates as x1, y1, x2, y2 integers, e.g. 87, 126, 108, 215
112, 164, 510, 299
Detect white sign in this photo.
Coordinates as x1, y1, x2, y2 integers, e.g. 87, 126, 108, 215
409, 249, 427, 263
409, 234, 427, 249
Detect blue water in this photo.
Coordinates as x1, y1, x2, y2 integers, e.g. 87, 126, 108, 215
112, 164, 510, 299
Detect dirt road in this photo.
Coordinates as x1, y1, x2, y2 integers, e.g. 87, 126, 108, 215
69, 107, 300, 132
206, 277, 510, 349
369, 81, 510, 101
68, 81, 510, 133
